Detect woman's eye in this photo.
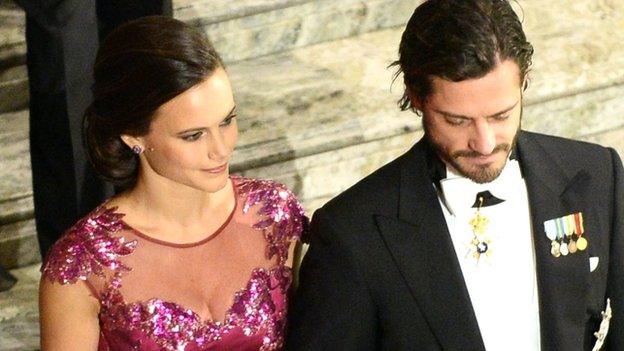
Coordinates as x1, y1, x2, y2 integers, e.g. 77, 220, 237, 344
182, 131, 203, 141
220, 115, 236, 127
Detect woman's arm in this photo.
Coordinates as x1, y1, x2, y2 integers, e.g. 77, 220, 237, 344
39, 278, 101, 350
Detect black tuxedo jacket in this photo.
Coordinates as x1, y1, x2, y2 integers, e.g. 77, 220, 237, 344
286, 131, 623, 350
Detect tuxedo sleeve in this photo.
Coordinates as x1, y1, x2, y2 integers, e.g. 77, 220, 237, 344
606, 147, 624, 349
286, 207, 377, 350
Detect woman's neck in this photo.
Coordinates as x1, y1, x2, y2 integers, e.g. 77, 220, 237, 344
111, 173, 235, 240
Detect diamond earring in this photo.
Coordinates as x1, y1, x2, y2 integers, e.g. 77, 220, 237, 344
131, 145, 143, 154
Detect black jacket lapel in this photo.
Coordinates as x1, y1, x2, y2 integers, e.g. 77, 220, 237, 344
517, 131, 591, 351
376, 140, 485, 351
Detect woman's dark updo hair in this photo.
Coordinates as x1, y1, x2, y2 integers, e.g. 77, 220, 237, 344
83, 16, 223, 189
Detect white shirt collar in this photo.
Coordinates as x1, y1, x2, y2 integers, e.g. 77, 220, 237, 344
439, 159, 523, 216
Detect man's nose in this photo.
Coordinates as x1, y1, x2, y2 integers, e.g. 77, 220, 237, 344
469, 120, 496, 155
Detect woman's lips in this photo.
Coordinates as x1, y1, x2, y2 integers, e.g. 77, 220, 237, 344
203, 163, 228, 174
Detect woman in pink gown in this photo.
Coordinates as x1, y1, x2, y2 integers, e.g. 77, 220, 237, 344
39, 16, 307, 351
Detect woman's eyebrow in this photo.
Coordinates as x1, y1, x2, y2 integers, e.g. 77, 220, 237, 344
175, 105, 237, 135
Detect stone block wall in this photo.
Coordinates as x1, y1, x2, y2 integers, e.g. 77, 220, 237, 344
234, 0, 624, 212
0, 0, 622, 268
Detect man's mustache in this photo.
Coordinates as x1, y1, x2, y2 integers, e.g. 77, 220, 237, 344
452, 144, 511, 158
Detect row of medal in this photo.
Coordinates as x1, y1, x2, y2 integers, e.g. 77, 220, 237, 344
544, 212, 587, 257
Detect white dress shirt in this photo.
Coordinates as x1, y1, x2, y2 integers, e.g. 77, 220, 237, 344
437, 160, 541, 351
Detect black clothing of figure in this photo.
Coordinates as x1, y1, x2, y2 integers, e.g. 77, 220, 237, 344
0, 265, 17, 292
287, 131, 624, 350
16, 0, 172, 258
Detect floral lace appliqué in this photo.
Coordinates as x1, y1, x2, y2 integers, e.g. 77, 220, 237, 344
100, 267, 291, 350
42, 205, 136, 284
233, 176, 308, 263
42, 177, 306, 350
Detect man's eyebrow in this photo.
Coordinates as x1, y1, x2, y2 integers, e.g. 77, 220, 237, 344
176, 105, 237, 135
226, 105, 237, 116
433, 100, 519, 119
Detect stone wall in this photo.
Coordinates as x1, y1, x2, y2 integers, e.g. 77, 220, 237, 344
0, 0, 622, 268
233, 0, 624, 211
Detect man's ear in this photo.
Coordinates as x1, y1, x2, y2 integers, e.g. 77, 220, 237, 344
407, 88, 424, 113
522, 75, 530, 92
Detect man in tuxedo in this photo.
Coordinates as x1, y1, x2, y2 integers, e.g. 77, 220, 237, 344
286, 0, 623, 350
16, 0, 171, 258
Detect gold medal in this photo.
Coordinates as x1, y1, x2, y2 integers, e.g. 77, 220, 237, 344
568, 239, 577, 254
469, 213, 489, 235
551, 240, 561, 257
468, 197, 491, 261
577, 237, 588, 251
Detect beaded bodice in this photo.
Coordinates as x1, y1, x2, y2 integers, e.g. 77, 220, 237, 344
42, 176, 307, 350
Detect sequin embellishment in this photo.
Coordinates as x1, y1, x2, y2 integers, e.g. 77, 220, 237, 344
42, 205, 136, 284
234, 176, 308, 263
100, 267, 291, 350
42, 177, 307, 351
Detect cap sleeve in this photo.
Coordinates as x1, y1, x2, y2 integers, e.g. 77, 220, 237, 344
233, 176, 309, 263
41, 206, 137, 285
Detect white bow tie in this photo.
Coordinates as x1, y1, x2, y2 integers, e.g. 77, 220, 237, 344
439, 160, 523, 216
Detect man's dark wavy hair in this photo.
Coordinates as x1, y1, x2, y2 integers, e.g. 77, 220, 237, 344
391, 0, 534, 112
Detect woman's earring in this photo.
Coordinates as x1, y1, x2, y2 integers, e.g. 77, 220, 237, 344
131, 145, 143, 154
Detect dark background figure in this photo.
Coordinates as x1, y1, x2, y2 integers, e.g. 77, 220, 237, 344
0, 264, 17, 291
14, 0, 172, 260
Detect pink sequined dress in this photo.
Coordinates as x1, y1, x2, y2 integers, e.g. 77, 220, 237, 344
42, 176, 307, 351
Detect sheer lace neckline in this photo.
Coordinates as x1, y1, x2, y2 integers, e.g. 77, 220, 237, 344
105, 179, 239, 248
105, 266, 289, 326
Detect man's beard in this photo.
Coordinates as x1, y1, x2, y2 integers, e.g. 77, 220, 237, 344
424, 117, 521, 184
